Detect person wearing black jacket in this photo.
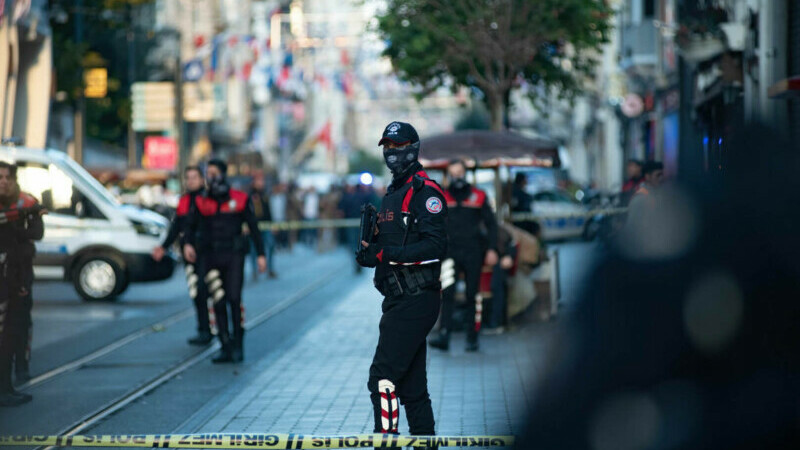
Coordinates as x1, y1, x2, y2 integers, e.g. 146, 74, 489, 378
152, 166, 210, 345
184, 159, 266, 363
248, 172, 276, 280
429, 159, 498, 352
357, 122, 446, 445
10, 180, 44, 384
0, 161, 40, 406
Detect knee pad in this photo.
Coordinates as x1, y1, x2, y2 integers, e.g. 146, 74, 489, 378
440, 258, 455, 290
379, 379, 399, 433
205, 270, 225, 303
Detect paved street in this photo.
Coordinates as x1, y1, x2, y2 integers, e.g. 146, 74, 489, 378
178, 274, 554, 439
1, 241, 596, 449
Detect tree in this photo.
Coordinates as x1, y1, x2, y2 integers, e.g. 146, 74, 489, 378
51, 0, 155, 146
377, 0, 613, 130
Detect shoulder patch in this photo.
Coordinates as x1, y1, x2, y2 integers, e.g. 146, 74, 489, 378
425, 196, 443, 214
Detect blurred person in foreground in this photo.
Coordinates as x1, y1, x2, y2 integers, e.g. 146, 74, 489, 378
429, 159, 498, 352
249, 172, 277, 280
518, 124, 800, 449
356, 121, 446, 445
184, 160, 266, 363
152, 166, 211, 345
0, 161, 43, 405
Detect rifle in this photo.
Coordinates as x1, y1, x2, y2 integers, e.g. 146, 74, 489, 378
356, 203, 378, 265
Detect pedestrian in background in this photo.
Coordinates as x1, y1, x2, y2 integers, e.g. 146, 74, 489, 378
269, 184, 288, 250
620, 159, 643, 206
249, 172, 277, 280
510, 172, 537, 236
302, 186, 320, 247
484, 222, 517, 334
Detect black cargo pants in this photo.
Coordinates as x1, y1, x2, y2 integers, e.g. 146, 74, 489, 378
368, 288, 440, 435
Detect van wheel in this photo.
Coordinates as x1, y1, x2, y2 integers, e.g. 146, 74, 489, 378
72, 254, 127, 302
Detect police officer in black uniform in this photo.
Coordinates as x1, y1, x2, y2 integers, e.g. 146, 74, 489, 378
0, 161, 34, 406
429, 159, 498, 352
11, 177, 45, 383
152, 166, 212, 346
184, 160, 266, 363
357, 122, 447, 442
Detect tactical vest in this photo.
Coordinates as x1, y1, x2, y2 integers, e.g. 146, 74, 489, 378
193, 189, 250, 252
374, 172, 443, 296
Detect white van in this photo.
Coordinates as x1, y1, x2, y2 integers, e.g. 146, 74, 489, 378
0, 146, 175, 301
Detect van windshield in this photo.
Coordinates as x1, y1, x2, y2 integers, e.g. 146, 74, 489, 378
59, 155, 120, 207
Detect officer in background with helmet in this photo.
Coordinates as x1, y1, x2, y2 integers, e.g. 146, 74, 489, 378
183, 159, 267, 364
357, 121, 446, 445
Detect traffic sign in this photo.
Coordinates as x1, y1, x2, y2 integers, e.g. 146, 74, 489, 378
84, 68, 107, 98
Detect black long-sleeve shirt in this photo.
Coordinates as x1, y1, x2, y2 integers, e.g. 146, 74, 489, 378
161, 188, 204, 250
249, 188, 272, 222
443, 184, 498, 253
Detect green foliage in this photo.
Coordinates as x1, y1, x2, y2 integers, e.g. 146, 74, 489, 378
51, 0, 156, 146
376, 0, 614, 128
455, 104, 491, 130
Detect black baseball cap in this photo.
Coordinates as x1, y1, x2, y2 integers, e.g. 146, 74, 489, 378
378, 121, 419, 146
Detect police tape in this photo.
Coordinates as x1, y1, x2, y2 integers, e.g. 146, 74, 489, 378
257, 208, 628, 231
0, 433, 514, 448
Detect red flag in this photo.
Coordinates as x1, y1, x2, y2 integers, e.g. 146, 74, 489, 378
316, 121, 332, 153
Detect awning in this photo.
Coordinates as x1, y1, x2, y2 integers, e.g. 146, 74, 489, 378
417, 130, 560, 170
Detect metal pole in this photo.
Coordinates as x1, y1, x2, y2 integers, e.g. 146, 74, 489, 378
174, 30, 186, 173
74, 0, 85, 164
127, 4, 136, 168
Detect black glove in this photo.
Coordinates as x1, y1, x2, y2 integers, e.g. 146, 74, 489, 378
356, 243, 384, 268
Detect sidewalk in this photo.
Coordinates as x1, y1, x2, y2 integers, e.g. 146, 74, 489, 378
186, 275, 554, 442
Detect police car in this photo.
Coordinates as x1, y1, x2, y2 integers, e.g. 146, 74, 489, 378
0, 146, 175, 301
530, 190, 588, 241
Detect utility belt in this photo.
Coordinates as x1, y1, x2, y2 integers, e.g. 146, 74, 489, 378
375, 264, 440, 297
197, 235, 248, 253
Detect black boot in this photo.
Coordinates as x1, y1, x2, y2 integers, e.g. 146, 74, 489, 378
428, 331, 450, 351
14, 369, 31, 385
0, 370, 31, 407
231, 331, 244, 363
465, 333, 479, 352
14, 354, 31, 384
0, 391, 31, 407
188, 330, 213, 346
212, 334, 234, 364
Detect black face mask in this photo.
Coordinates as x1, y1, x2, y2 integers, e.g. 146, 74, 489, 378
450, 177, 468, 191
207, 176, 230, 199
383, 143, 420, 176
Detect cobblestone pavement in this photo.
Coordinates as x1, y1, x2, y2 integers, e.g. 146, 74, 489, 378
188, 275, 556, 445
